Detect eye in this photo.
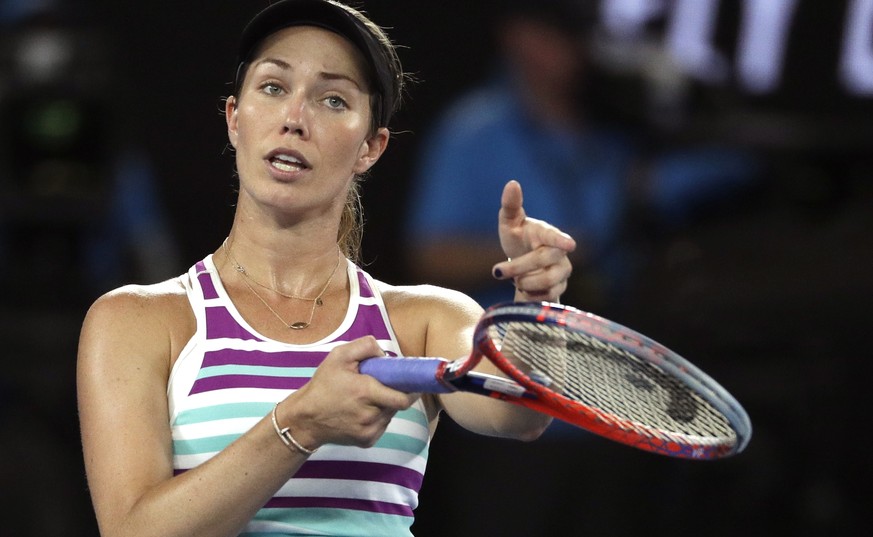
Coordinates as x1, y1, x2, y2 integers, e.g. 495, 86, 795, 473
324, 95, 348, 110
260, 82, 283, 96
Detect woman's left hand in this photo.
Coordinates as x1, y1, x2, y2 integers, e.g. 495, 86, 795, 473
491, 180, 576, 303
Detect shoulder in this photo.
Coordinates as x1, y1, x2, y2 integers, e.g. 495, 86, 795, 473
374, 280, 484, 356
85, 278, 188, 325
80, 278, 194, 369
378, 280, 482, 318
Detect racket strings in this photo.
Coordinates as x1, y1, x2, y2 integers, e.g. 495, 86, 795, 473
493, 322, 736, 443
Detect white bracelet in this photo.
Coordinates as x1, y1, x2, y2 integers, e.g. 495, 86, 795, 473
271, 402, 317, 456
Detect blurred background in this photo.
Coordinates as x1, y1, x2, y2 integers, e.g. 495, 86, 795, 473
0, 0, 870, 535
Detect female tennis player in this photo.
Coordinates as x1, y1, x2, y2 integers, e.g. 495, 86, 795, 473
76, 1, 576, 535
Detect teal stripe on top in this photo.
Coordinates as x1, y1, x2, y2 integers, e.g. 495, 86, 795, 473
394, 406, 429, 429
197, 364, 318, 379
174, 400, 427, 432
174, 402, 272, 426
244, 507, 413, 537
174, 405, 428, 458
375, 431, 429, 455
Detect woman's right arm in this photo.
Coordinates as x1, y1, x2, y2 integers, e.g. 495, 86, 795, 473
77, 285, 415, 537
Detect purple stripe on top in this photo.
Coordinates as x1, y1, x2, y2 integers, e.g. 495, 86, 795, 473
356, 269, 375, 298
190, 374, 311, 395
336, 303, 391, 342
202, 348, 327, 368
265, 496, 414, 518
205, 306, 260, 341
295, 461, 424, 491
195, 262, 219, 300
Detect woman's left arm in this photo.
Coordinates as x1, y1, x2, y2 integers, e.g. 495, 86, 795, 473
433, 180, 576, 439
409, 290, 550, 441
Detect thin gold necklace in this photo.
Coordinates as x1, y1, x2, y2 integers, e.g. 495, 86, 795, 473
222, 239, 342, 330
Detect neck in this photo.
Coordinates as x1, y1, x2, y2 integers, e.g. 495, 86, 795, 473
220, 233, 344, 299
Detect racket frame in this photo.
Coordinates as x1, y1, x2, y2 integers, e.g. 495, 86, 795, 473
360, 301, 752, 460
475, 302, 752, 459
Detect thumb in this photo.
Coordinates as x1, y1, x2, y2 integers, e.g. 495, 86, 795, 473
498, 180, 525, 227
498, 180, 528, 258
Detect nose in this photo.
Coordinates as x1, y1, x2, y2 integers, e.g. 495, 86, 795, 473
282, 93, 310, 138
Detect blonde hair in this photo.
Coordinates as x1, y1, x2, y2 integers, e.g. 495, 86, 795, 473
338, 178, 364, 263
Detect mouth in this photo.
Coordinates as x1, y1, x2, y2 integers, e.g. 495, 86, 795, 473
267, 150, 310, 173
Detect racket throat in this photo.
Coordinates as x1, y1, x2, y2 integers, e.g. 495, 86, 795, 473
452, 372, 530, 399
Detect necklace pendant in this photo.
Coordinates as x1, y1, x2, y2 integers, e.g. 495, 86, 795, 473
289, 321, 309, 330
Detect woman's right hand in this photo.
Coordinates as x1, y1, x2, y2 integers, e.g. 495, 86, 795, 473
277, 336, 420, 450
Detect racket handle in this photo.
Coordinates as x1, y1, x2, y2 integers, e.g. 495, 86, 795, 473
359, 357, 455, 394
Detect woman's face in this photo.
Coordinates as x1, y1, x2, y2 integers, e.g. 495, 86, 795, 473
226, 26, 388, 219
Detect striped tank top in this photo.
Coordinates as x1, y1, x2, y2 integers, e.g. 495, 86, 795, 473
168, 255, 430, 536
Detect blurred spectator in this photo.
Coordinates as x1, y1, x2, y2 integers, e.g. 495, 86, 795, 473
0, 0, 181, 308
404, 0, 762, 316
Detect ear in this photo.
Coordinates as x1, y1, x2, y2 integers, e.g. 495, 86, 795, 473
225, 96, 239, 148
353, 127, 390, 175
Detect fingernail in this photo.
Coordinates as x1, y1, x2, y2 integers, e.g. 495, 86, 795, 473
492, 267, 504, 279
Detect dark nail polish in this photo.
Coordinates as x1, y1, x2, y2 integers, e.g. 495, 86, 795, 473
493, 267, 503, 279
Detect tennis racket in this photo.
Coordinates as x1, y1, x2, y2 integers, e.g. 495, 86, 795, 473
360, 301, 751, 460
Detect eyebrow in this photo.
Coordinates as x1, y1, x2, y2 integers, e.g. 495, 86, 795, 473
253, 57, 364, 90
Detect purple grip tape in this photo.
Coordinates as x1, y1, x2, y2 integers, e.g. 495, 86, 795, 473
359, 357, 454, 393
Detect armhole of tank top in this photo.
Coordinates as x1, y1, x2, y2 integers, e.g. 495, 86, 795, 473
362, 269, 435, 432
358, 269, 403, 357
166, 259, 211, 421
